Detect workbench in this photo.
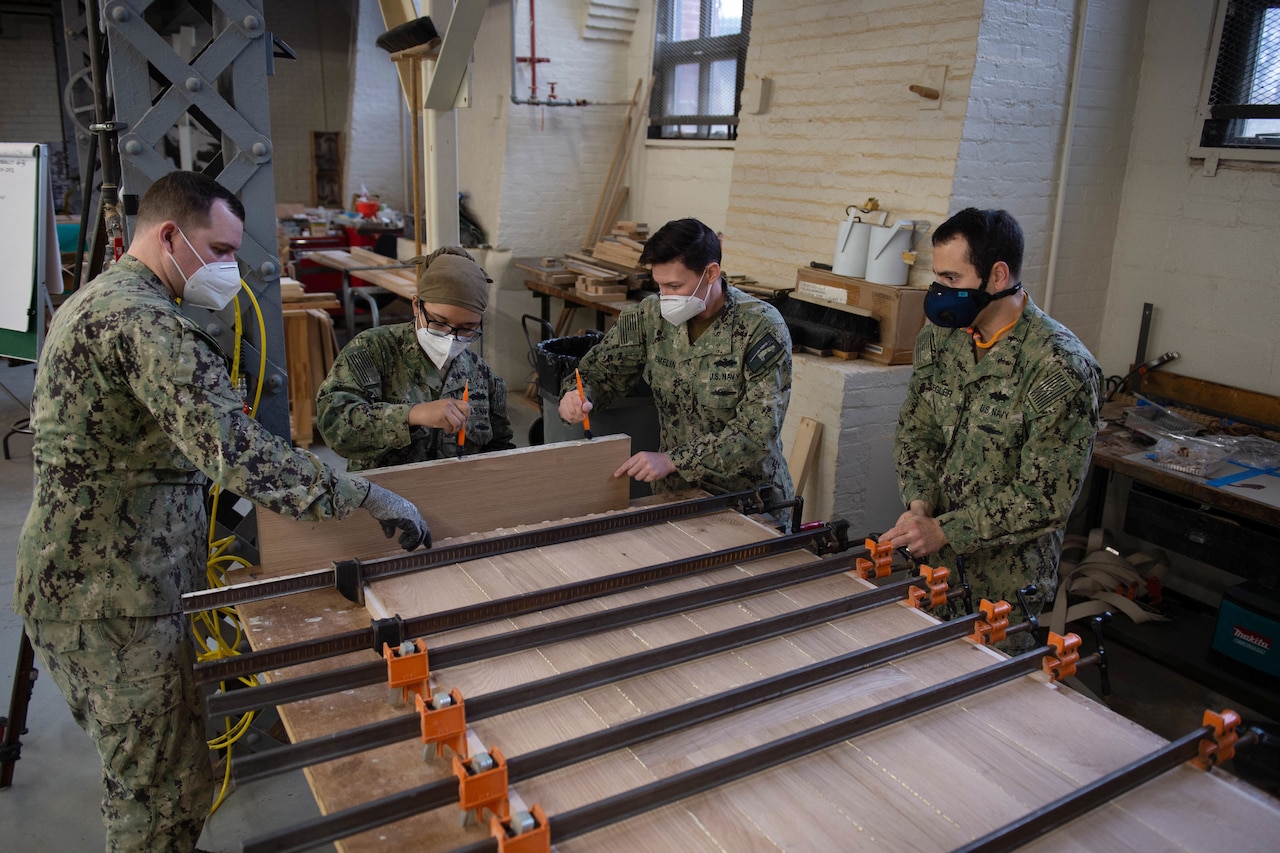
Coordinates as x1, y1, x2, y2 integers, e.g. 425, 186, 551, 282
217, 439, 1280, 852
1082, 396, 1280, 718
522, 278, 637, 338
293, 248, 416, 338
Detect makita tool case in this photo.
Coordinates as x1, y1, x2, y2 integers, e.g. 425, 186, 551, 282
1212, 582, 1280, 678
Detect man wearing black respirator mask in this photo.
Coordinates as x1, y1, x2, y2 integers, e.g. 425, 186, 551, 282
880, 208, 1101, 644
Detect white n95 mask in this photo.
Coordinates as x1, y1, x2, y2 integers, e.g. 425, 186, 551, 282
416, 327, 470, 371
169, 228, 242, 310
659, 267, 711, 327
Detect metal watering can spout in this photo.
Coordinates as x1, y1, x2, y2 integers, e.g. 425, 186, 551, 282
872, 219, 931, 260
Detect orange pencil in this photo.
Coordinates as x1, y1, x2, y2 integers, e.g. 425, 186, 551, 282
575, 368, 593, 440
457, 380, 469, 457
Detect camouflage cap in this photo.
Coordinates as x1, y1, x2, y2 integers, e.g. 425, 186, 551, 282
415, 247, 491, 314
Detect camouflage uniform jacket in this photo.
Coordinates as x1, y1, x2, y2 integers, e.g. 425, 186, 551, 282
316, 322, 513, 472
571, 285, 794, 502
14, 255, 370, 620
895, 295, 1102, 606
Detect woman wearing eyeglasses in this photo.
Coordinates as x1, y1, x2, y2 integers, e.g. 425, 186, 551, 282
317, 246, 514, 470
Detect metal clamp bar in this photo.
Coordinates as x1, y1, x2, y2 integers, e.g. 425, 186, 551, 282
208, 548, 872, 718
195, 525, 837, 685
447, 646, 1061, 853
233, 571, 930, 786
184, 489, 773, 614
952, 725, 1213, 853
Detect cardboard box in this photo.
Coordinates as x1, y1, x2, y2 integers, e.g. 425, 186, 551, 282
793, 267, 926, 365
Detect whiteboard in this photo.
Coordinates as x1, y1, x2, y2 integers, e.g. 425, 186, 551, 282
0, 143, 57, 360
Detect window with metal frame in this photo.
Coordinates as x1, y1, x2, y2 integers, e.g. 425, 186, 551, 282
649, 0, 753, 140
1193, 0, 1280, 165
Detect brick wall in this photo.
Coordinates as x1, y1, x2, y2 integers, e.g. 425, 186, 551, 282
0, 12, 63, 144
784, 356, 913, 534
345, 0, 407, 212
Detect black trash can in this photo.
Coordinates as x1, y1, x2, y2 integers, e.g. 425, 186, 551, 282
535, 333, 660, 499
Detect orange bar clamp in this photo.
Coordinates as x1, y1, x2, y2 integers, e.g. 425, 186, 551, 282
416, 686, 468, 761
969, 599, 1012, 645
1194, 708, 1242, 769
384, 638, 430, 705
492, 803, 551, 853
453, 746, 511, 825
906, 564, 950, 609
855, 537, 895, 580
1041, 632, 1082, 681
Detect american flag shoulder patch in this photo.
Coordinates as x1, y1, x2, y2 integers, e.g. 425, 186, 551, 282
1027, 367, 1079, 414
618, 311, 642, 345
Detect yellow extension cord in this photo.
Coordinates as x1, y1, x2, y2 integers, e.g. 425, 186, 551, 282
190, 281, 270, 815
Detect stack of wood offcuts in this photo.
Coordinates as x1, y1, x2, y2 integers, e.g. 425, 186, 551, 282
575, 220, 649, 301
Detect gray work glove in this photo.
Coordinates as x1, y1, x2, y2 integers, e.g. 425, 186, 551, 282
361, 483, 432, 551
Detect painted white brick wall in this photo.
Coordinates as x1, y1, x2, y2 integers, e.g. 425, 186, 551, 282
724, 0, 984, 291
471, 0, 636, 387
1100, 0, 1280, 394
265, 0, 354, 206
784, 355, 912, 534
0, 14, 63, 144
344, 0, 407, 211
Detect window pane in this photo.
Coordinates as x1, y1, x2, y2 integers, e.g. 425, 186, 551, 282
1244, 7, 1280, 138
671, 0, 702, 41
709, 59, 738, 116
673, 63, 701, 117
711, 0, 744, 37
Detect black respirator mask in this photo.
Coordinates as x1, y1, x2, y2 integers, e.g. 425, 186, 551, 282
924, 277, 1022, 328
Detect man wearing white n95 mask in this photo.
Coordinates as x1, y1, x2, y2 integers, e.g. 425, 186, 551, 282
558, 218, 794, 524
15, 170, 431, 852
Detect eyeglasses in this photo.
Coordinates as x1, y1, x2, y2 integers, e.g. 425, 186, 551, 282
422, 319, 482, 341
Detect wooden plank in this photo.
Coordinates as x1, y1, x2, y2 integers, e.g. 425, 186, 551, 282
283, 313, 313, 445
349, 246, 395, 267
255, 436, 633, 576
786, 416, 823, 493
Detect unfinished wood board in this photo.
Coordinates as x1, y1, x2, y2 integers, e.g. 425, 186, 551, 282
255, 436, 631, 577
786, 415, 822, 493
236, 501, 1280, 852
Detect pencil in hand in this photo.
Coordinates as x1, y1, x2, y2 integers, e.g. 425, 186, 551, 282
575, 368, 593, 440
457, 380, 469, 458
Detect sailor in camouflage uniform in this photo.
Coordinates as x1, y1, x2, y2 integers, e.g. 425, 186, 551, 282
559, 219, 794, 521
316, 247, 513, 471
14, 172, 430, 852
882, 208, 1101, 634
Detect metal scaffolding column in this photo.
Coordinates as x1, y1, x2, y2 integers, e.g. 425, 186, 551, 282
99, 0, 290, 441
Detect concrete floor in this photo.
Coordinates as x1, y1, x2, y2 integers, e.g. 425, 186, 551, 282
0, 358, 1274, 851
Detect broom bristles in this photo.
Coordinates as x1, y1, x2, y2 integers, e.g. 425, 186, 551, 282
376, 16, 439, 53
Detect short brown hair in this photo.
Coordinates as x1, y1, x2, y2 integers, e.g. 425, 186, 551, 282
133, 171, 246, 232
